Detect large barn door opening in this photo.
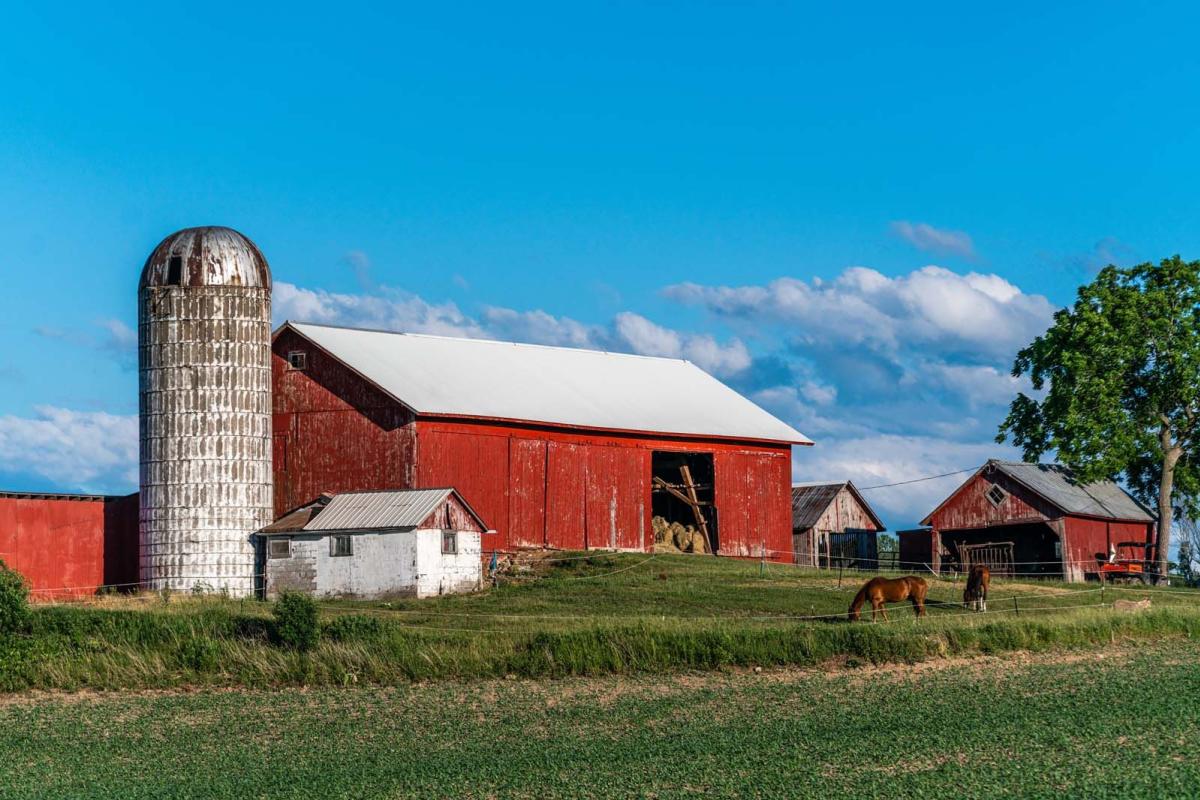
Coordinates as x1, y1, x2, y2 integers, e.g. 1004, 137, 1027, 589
650, 451, 718, 554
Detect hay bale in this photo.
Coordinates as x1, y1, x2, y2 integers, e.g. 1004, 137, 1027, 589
651, 515, 671, 543
671, 522, 690, 550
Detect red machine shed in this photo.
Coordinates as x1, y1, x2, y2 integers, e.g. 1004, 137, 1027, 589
271, 322, 810, 559
0, 491, 138, 599
920, 460, 1156, 582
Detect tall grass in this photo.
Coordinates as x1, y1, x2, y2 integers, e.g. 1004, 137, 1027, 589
2, 600, 1197, 691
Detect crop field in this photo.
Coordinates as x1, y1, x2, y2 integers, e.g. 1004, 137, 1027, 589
2, 638, 1197, 798
3, 552, 1199, 691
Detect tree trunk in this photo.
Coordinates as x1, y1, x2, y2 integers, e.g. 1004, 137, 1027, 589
1157, 433, 1182, 582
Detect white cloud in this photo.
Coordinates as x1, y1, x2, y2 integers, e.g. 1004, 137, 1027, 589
611, 313, 751, 377
273, 281, 486, 338
664, 265, 1054, 361
0, 406, 137, 493
481, 307, 601, 349
890, 221, 977, 259
793, 434, 1021, 527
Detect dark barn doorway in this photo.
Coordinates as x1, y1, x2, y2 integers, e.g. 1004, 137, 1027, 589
939, 522, 1062, 578
651, 451, 718, 553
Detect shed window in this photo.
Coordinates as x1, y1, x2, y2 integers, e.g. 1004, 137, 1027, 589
330, 535, 352, 557
441, 531, 457, 555
985, 485, 1008, 507
166, 255, 183, 285
287, 351, 307, 371
268, 539, 291, 559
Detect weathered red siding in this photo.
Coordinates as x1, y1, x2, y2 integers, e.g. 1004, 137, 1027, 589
273, 330, 416, 516
0, 494, 138, 599
545, 440, 587, 550
1062, 517, 1155, 582
509, 438, 547, 548
926, 471, 1057, 531
715, 449, 792, 557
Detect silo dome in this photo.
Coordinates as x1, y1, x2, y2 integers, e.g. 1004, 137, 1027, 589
139, 226, 271, 290
138, 226, 273, 597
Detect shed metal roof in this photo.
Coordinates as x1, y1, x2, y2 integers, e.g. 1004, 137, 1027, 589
278, 322, 811, 445
988, 461, 1154, 522
791, 481, 885, 531
298, 488, 487, 532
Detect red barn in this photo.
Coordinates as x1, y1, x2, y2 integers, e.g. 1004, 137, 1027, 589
0, 491, 138, 599
271, 322, 810, 559
920, 460, 1156, 582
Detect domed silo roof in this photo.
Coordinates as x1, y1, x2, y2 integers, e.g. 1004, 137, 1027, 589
139, 226, 271, 290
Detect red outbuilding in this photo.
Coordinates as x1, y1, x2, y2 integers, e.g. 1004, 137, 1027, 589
271, 322, 811, 559
0, 491, 138, 599
919, 459, 1157, 582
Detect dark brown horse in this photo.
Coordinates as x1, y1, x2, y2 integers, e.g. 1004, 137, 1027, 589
963, 564, 990, 612
848, 576, 928, 621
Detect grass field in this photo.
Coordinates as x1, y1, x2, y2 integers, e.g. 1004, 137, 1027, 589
4, 552, 1199, 691
2, 638, 1196, 798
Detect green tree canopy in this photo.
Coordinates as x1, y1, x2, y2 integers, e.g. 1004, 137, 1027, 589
998, 256, 1200, 579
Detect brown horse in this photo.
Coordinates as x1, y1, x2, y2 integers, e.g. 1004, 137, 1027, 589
848, 576, 928, 621
963, 564, 990, 612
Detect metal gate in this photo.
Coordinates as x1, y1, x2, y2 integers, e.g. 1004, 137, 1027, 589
958, 541, 1015, 577
823, 529, 879, 571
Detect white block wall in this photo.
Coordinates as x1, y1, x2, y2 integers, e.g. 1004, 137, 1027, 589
264, 529, 482, 599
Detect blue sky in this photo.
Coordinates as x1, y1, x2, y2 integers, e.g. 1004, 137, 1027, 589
3, 2, 1200, 529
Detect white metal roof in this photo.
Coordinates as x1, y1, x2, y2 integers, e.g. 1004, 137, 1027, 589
280, 322, 811, 444
302, 488, 486, 531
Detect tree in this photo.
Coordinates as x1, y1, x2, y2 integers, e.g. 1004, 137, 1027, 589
998, 256, 1200, 581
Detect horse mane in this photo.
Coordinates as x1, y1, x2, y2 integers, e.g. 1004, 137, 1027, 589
849, 582, 871, 613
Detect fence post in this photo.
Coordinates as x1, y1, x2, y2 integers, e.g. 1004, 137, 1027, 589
838, 559, 844, 588
1013, 596, 1019, 616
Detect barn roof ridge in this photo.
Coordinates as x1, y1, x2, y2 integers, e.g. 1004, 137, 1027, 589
277, 321, 812, 445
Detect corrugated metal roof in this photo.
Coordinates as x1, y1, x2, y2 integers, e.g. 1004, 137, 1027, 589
791, 483, 844, 529
791, 481, 885, 531
989, 460, 1155, 522
280, 322, 811, 445
300, 488, 468, 532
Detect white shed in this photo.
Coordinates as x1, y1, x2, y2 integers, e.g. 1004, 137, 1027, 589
258, 488, 488, 599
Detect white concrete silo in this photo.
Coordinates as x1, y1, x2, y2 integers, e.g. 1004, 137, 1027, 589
138, 227, 273, 596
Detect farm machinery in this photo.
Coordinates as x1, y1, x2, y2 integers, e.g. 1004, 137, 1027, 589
1098, 541, 1154, 584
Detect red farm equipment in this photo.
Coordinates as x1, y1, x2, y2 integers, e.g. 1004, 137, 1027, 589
1098, 541, 1153, 584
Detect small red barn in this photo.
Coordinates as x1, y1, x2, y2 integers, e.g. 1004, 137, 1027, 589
0, 491, 139, 599
921, 460, 1156, 582
271, 322, 811, 559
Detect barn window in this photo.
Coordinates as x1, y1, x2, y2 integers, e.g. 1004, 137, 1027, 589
287, 351, 308, 371
268, 539, 291, 559
441, 531, 458, 555
330, 535, 352, 557
166, 255, 183, 285
985, 484, 1008, 507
